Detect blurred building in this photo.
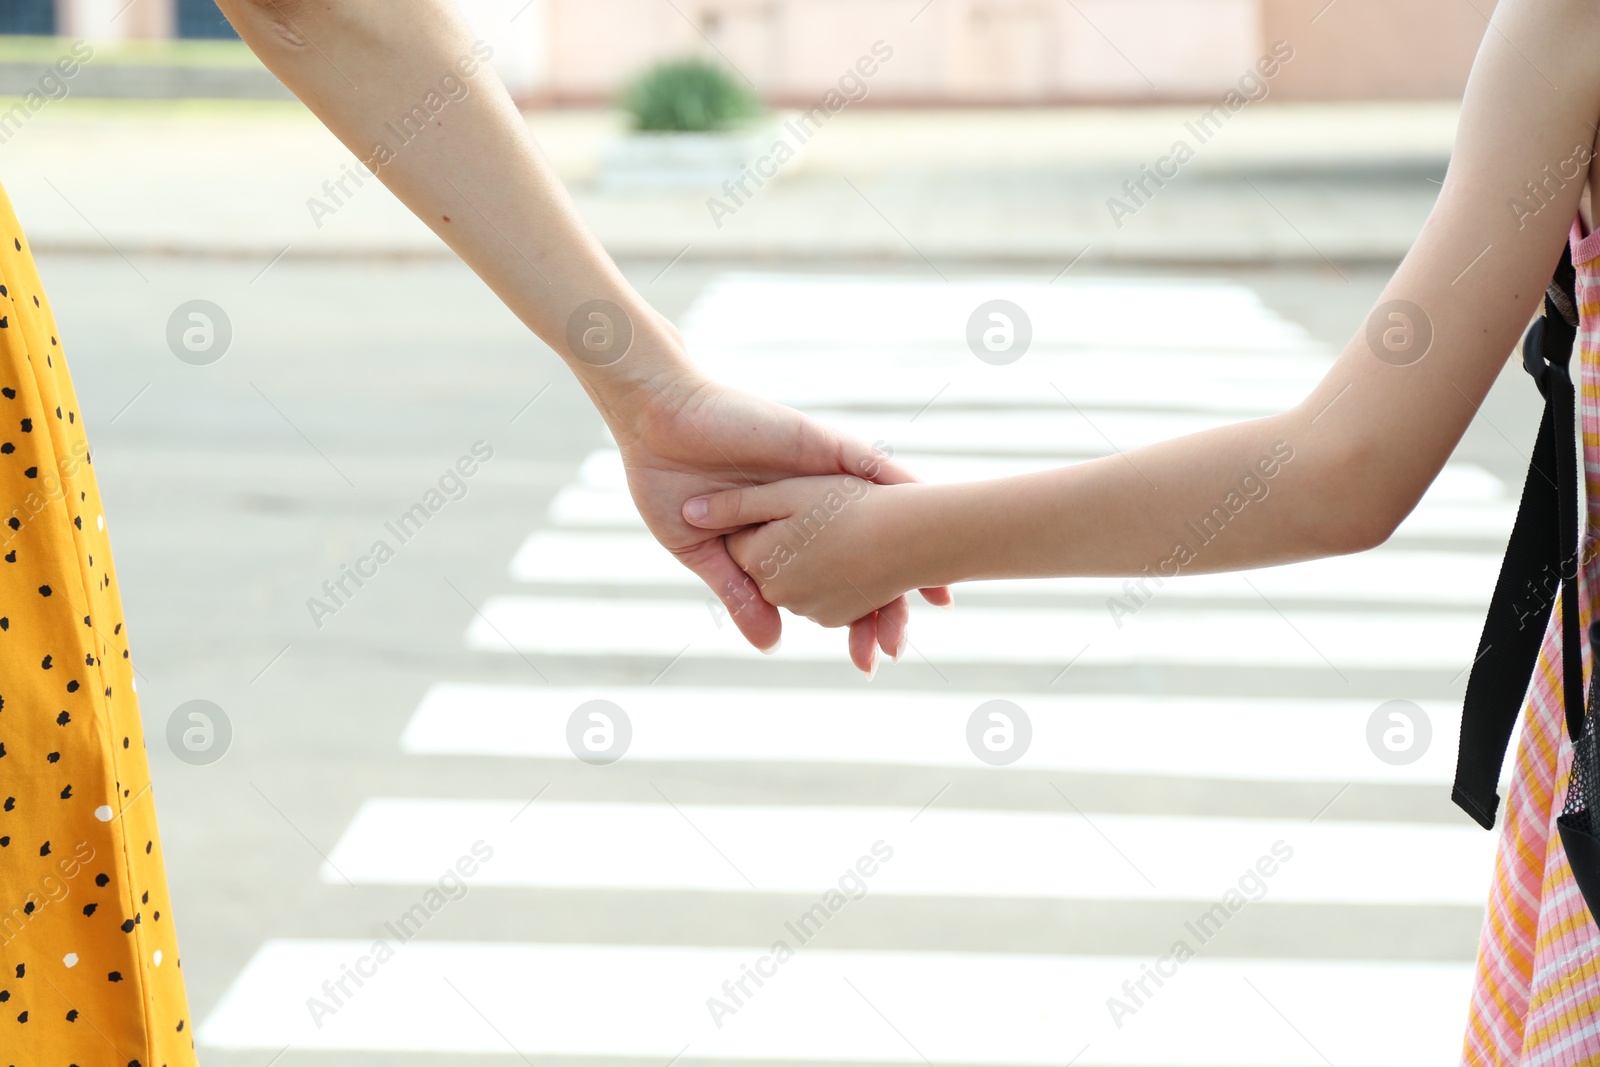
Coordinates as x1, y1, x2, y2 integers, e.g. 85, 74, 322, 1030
7, 0, 1494, 102
0, 0, 234, 40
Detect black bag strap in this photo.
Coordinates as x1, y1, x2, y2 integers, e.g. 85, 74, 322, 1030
1454, 241, 1580, 831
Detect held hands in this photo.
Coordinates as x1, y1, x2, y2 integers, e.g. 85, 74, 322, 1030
681, 472, 942, 671
608, 370, 950, 673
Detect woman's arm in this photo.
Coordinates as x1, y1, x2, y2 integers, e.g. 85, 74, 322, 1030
216, 0, 949, 668
685, 0, 1600, 627
222, 0, 666, 417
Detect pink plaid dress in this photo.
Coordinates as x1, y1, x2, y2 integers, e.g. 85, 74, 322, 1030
1463, 218, 1600, 1065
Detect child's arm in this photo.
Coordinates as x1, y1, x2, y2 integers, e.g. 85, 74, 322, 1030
684, 0, 1600, 629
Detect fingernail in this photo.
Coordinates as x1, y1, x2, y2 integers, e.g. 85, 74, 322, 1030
685, 497, 709, 522
893, 631, 908, 663
760, 638, 781, 656
865, 651, 878, 681
937, 600, 955, 612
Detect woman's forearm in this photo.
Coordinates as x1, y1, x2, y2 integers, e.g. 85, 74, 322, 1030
219, 0, 692, 421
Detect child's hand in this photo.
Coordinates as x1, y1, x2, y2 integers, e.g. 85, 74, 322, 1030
682, 475, 930, 656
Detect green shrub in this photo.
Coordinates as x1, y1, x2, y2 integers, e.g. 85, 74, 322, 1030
620, 57, 760, 133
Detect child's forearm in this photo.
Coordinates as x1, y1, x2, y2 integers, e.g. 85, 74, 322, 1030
894, 409, 1383, 588
891, 0, 1600, 594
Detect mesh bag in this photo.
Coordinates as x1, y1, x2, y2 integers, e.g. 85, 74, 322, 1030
1559, 624, 1600, 911
1563, 663, 1600, 837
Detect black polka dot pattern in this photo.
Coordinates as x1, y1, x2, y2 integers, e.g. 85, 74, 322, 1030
0, 190, 193, 1061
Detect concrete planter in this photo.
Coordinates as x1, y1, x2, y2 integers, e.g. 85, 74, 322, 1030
596, 124, 786, 192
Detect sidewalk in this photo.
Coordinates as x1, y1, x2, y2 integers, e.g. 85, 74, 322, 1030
0, 98, 1455, 265
0, 40, 291, 100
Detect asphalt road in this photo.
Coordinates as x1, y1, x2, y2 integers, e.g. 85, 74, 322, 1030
36, 249, 1541, 1067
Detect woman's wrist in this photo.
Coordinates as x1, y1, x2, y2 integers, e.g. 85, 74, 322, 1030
563, 308, 701, 431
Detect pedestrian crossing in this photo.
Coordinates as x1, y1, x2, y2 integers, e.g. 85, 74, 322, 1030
320, 798, 1493, 904
198, 273, 1501, 1064
465, 594, 1482, 668
201, 942, 1473, 1063
402, 685, 1464, 783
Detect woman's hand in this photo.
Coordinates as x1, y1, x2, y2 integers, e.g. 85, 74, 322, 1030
617, 373, 950, 673
682, 472, 941, 666
216, 0, 958, 671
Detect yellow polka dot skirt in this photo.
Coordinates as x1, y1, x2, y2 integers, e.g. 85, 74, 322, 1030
0, 182, 195, 1065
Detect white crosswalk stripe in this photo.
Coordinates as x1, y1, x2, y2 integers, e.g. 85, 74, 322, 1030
466, 594, 1481, 669
199, 273, 1497, 1063
402, 684, 1468, 783
321, 797, 1494, 904
769, 408, 1289, 455
199, 941, 1473, 1064
681, 275, 1319, 349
